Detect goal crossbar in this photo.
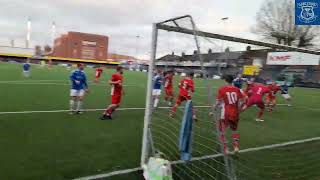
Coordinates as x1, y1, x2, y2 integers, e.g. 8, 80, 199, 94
156, 15, 320, 55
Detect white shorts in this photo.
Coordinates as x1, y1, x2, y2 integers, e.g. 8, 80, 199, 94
70, 89, 85, 97
282, 94, 291, 100
152, 89, 162, 96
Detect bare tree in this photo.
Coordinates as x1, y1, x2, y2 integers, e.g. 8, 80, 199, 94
253, 0, 319, 48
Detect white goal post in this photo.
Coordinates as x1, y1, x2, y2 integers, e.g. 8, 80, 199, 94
141, 15, 320, 180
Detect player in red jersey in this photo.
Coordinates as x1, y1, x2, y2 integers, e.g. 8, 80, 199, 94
170, 72, 196, 120
215, 75, 244, 154
243, 78, 255, 98
94, 67, 104, 83
266, 81, 281, 113
164, 70, 174, 106
242, 82, 271, 122
100, 66, 124, 120
238, 78, 254, 109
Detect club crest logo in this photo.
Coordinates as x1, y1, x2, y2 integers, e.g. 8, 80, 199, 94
297, 2, 318, 23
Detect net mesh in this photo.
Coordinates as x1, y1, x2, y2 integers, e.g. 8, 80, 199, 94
143, 16, 320, 180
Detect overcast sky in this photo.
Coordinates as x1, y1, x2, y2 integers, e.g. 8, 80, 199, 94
0, 0, 265, 58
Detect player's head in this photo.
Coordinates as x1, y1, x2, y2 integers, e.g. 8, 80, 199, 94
166, 70, 174, 75
223, 74, 234, 84
187, 71, 194, 78
248, 77, 255, 83
237, 74, 242, 78
157, 69, 162, 75
247, 77, 254, 85
116, 66, 123, 74
77, 63, 84, 70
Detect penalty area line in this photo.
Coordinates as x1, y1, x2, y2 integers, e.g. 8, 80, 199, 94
74, 136, 320, 180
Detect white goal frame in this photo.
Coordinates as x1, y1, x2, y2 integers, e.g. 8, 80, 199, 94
141, 15, 320, 180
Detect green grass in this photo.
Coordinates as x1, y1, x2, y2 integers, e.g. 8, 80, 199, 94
0, 62, 319, 180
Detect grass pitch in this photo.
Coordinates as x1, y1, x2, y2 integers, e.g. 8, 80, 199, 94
0, 62, 319, 180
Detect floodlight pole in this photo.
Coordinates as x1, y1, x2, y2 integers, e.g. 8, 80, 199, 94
51, 21, 56, 47
26, 18, 31, 48
141, 23, 158, 167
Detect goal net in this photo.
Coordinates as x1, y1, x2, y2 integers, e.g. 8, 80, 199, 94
141, 15, 320, 180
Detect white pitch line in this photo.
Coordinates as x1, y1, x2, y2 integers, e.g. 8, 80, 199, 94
0, 82, 71, 86
0, 105, 296, 115
73, 167, 141, 180
0, 104, 298, 115
0, 81, 144, 87
0, 80, 66, 83
172, 136, 320, 165
74, 136, 320, 180
0, 106, 212, 115
293, 106, 320, 111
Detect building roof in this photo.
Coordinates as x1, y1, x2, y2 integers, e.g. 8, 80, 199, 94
157, 49, 270, 63
68, 31, 109, 38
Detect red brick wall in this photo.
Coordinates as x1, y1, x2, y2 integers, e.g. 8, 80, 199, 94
53, 32, 108, 60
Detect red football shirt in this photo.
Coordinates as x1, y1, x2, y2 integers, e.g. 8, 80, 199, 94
250, 83, 270, 100
110, 73, 123, 96
95, 68, 103, 77
96, 68, 103, 73
244, 83, 254, 97
179, 77, 194, 97
164, 74, 173, 89
217, 85, 244, 114
267, 84, 281, 98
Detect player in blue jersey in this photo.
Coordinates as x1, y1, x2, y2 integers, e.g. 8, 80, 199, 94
281, 81, 292, 106
233, 74, 246, 89
22, 59, 31, 78
69, 63, 89, 114
152, 70, 163, 108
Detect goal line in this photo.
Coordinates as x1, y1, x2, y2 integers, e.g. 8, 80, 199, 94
73, 136, 320, 180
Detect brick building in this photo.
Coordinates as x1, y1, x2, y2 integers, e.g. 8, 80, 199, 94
53, 32, 108, 60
